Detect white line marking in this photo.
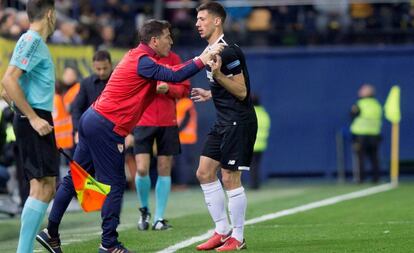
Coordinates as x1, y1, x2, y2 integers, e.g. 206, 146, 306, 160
157, 183, 395, 253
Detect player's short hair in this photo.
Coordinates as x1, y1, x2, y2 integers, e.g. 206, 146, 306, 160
26, 0, 55, 22
139, 19, 171, 44
196, 1, 227, 23
93, 50, 112, 63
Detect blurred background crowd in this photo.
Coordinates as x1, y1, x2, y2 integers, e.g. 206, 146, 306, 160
3, 0, 414, 48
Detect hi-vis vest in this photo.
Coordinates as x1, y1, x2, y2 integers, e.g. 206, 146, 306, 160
350, 97, 382, 135
0, 109, 15, 143
254, 105, 270, 152
176, 97, 197, 144
53, 83, 80, 149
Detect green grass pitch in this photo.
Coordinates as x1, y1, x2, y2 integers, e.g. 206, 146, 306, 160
0, 180, 413, 252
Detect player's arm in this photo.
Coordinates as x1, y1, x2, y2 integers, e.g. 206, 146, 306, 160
191, 88, 212, 102
212, 62, 246, 101
1, 66, 53, 136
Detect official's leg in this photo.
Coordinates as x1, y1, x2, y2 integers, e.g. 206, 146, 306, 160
367, 136, 380, 183
18, 177, 56, 253
358, 137, 367, 183
14, 109, 59, 253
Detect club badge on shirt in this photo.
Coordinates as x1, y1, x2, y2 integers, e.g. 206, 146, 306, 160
117, 143, 124, 153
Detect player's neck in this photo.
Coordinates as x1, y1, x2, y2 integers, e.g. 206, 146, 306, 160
207, 30, 224, 46
29, 22, 48, 41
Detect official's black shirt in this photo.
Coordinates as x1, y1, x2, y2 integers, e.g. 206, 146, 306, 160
205, 35, 256, 126
71, 74, 109, 131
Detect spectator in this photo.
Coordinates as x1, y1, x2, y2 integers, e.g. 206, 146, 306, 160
51, 20, 83, 45
249, 94, 270, 190
53, 67, 80, 156
97, 24, 115, 50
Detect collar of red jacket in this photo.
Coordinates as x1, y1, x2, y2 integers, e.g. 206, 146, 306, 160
138, 43, 160, 59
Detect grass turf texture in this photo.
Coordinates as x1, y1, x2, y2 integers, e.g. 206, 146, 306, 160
0, 181, 413, 252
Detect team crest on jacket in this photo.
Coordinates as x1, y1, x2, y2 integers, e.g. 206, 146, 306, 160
117, 144, 124, 153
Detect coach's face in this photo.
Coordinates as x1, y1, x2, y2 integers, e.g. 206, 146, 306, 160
154, 28, 173, 57
196, 10, 218, 41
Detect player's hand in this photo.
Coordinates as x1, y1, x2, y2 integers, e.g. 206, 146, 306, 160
29, 116, 53, 136
191, 88, 212, 102
199, 43, 225, 65
157, 82, 169, 94
125, 134, 134, 148
208, 55, 222, 77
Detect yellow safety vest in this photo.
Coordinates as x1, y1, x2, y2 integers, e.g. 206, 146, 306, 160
350, 97, 382, 135
254, 105, 271, 152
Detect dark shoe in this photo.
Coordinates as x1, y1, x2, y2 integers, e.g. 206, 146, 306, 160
137, 207, 151, 231
98, 243, 133, 253
36, 228, 62, 253
152, 219, 172, 230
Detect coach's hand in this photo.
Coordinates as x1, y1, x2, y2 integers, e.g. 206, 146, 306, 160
125, 134, 134, 148
199, 43, 224, 65
191, 88, 212, 102
157, 82, 169, 94
29, 116, 53, 136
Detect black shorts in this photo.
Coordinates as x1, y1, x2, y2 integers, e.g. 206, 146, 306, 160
13, 108, 59, 180
133, 126, 180, 156
202, 121, 258, 171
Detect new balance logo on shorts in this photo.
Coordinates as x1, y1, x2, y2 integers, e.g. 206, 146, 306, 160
228, 160, 236, 165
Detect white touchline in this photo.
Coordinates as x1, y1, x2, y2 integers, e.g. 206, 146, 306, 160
157, 183, 395, 253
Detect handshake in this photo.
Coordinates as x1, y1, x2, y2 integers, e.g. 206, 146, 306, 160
198, 43, 225, 66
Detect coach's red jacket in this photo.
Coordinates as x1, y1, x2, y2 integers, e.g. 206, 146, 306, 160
137, 51, 190, 126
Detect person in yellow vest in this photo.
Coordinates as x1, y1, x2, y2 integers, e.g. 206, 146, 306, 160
249, 94, 270, 189
350, 84, 382, 183
53, 66, 80, 155
0, 105, 29, 207
172, 97, 198, 187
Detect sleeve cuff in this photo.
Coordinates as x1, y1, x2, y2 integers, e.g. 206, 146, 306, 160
193, 58, 205, 69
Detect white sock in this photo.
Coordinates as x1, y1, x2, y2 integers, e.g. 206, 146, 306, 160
200, 180, 231, 235
227, 187, 246, 242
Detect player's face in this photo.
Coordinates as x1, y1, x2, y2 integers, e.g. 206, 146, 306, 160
154, 28, 173, 57
93, 60, 112, 81
196, 10, 216, 40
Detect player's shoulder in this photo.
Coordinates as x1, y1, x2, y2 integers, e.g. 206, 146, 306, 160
221, 41, 244, 59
